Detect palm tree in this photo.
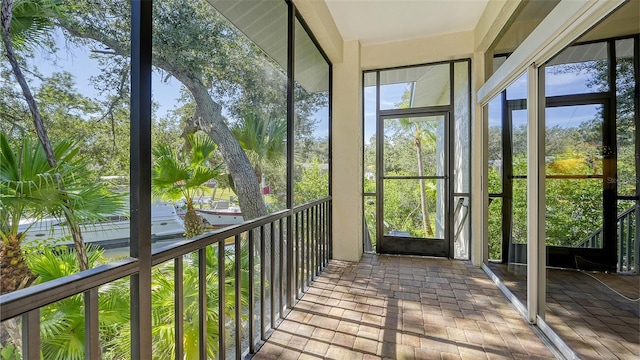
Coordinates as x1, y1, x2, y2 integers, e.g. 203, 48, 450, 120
5, 0, 59, 50
1, 133, 122, 356
0, 133, 123, 295
411, 121, 436, 237
152, 132, 221, 238
231, 110, 286, 186
394, 89, 437, 237
25, 246, 125, 360
103, 243, 251, 359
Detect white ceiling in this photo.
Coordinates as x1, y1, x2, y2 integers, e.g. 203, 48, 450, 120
324, 0, 490, 45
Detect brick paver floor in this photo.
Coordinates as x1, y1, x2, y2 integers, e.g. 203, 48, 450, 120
489, 263, 640, 360
253, 253, 556, 359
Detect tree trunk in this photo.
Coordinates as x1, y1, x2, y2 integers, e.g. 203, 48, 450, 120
0, 235, 37, 295
415, 133, 433, 237
59, 23, 268, 221
1, 0, 89, 271
171, 76, 268, 221
0, 234, 37, 356
183, 197, 204, 238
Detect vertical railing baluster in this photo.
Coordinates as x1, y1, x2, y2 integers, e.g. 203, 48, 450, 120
85, 288, 99, 359
234, 234, 242, 360
295, 212, 301, 298
329, 201, 333, 259
175, 257, 184, 360
302, 209, 313, 286
260, 225, 266, 341
22, 309, 40, 360
619, 217, 625, 272
270, 222, 276, 330
318, 203, 326, 269
219, 241, 226, 360
322, 201, 326, 267
279, 218, 284, 318
315, 205, 319, 275
312, 205, 317, 278
299, 210, 303, 295
313, 206, 316, 274
625, 212, 637, 271
286, 214, 294, 310
199, 248, 207, 359
633, 208, 640, 274
248, 230, 255, 353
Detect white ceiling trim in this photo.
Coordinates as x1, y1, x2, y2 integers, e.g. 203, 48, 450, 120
325, 0, 490, 46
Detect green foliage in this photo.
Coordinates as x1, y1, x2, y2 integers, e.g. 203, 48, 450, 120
485, 50, 637, 258
151, 132, 221, 203
294, 159, 328, 205
232, 109, 286, 183
0, 343, 21, 360
152, 132, 221, 237
24, 246, 119, 360
8, 0, 61, 50
0, 133, 124, 243
380, 176, 437, 238
20, 241, 252, 359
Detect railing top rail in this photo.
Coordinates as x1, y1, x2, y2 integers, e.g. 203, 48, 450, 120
0, 197, 332, 321
152, 208, 290, 265
292, 197, 332, 214
1, 258, 138, 321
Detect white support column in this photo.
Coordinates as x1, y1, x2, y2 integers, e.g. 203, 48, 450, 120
331, 40, 363, 262
526, 64, 546, 323
471, 52, 487, 266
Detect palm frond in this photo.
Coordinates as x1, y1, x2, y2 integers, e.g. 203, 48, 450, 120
187, 132, 217, 166
10, 0, 62, 51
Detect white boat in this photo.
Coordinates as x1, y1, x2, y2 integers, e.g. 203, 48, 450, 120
196, 200, 244, 227
20, 203, 185, 249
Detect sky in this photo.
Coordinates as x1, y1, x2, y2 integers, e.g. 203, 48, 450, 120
362, 65, 602, 151
486, 71, 601, 129
31, 29, 182, 119
27, 28, 599, 148
29, 28, 329, 139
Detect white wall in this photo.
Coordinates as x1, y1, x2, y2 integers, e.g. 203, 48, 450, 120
331, 40, 363, 261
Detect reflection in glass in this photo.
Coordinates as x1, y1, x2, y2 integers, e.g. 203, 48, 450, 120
383, 179, 445, 239
453, 61, 470, 194
364, 72, 377, 187
294, 19, 330, 206
364, 196, 377, 251
453, 196, 470, 258
487, 96, 503, 194
616, 39, 637, 197
453, 61, 471, 259
546, 179, 603, 248
545, 42, 609, 96
379, 63, 450, 109
511, 179, 528, 244
546, 105, 603, 176
487, 197, 503, 261
506, 73, 527, 100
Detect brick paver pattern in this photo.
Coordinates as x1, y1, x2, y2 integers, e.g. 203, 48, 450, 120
253, 253, 556, 359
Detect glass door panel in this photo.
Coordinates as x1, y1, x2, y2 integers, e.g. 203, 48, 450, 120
383, 116, 446, 177
545, 103, 616, 269
382, 178, 445, 239
545, 104, 604, 249
379, 113, 449, 257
